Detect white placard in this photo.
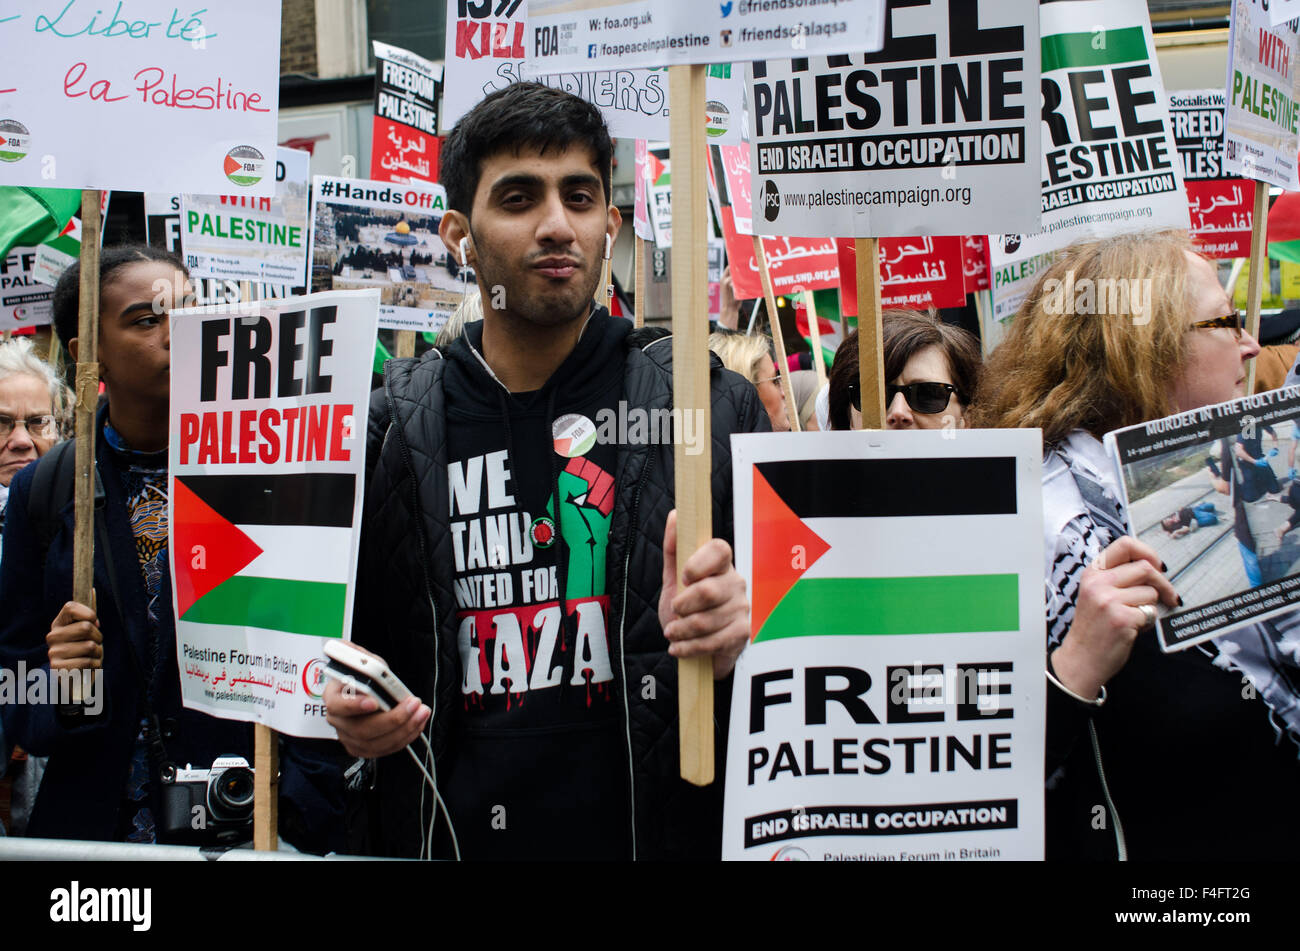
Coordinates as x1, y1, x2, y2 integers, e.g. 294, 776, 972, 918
988, 0, 1189, 326
307, 176, 463, 333
747, 0, 1041, 238
0, 1, 281, 195
0, 246, 52, 330
723, 430, 1046, 861
180, 148, 310, 287
524, 0, 885, 74
168, 290, 378, 738
443, 0, 746, 141
1225, 0, 1300, 190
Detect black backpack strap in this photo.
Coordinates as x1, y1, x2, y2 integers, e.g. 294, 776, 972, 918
27, 438, 78, 559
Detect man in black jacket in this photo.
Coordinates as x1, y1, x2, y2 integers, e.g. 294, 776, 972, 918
324, 82, 768, 859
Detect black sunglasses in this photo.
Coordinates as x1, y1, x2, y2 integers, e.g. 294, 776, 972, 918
849, 381, 960, 416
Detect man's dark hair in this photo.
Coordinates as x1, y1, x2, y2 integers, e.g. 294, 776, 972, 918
52, 243, 187, 346
440, 82, 613, 215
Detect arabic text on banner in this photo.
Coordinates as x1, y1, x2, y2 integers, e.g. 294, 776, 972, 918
0, 2, 280, 195
837, 236, 966, 313
1225, 2, 1300, 190
180, 149, 311, 287
722, 430, 1046, 861
1172, 89, 1254, 260
307, 176, 463, 334
747, 0, 1041, 238
525, 0, 885, 73
988, 0, 1189, 327
442, 0, 745, 139
168, 289, 379, 738
720, 207, 840, 300
370, 41, 443, 184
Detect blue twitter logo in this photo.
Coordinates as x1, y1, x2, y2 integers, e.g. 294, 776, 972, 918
720, 2, 733, 17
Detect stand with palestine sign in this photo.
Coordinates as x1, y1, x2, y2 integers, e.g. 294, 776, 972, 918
723, 432, 1046, 861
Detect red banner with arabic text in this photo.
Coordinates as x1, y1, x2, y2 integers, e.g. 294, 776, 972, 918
837, 236, 966, 315
1187, 179, 1253, 260
720, 207, 840, 300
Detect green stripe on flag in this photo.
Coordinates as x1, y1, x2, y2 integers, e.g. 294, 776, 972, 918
183, 576, 347, 637
1042, 27, 1146, 73
757, 575, 1018, 642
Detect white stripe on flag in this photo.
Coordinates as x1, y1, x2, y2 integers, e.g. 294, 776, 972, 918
237, 524, 352, 585
802, 516, 1035, 580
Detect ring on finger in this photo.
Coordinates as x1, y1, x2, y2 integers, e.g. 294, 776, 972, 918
1137, 603, 1157, 629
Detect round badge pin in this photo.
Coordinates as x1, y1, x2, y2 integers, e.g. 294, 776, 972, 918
224, 145, 266, 187
0, 120, 31, 164
530, 515, 557, 549
705, 100, 730, 138
552, 413, 597, 458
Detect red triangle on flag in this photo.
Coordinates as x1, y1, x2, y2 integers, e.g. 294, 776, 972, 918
751, 468, 830, 640
173, 477, 263, 616
224, 154, 242, 177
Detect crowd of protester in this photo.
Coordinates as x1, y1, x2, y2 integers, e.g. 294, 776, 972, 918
1, 82, 1297, 860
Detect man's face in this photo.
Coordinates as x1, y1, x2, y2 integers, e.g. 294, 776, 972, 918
97, 262, 190, 405
465, 144, 618, 327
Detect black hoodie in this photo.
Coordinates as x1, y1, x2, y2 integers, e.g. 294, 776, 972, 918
437, 308, 632, 859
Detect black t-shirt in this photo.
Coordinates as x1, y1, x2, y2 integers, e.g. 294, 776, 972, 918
439, 310, 633, 859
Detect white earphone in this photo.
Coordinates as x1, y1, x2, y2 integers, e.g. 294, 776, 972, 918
604, 233, 612, 261
459, 236, 471, 266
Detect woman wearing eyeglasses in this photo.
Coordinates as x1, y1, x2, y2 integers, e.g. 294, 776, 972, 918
0, 337, 70, 554
826, 310, 981, 431
973, 230, 1300, 861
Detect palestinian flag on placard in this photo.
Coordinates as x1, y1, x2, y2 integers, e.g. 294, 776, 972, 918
173, 473, 355, 637
751, 458, 1020, 642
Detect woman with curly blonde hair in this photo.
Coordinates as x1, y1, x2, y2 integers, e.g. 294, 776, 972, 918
974, 229, 1300, 862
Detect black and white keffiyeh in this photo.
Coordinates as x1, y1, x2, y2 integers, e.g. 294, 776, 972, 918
1042, 431, 1300, 752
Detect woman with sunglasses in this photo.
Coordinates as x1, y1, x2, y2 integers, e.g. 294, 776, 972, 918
826, 310, 981, 431
973, 230, 1300, 861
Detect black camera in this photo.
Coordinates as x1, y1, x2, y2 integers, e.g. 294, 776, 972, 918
160, 755, 255, 844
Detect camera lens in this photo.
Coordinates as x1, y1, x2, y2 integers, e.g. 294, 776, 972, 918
208, 767, 255, 822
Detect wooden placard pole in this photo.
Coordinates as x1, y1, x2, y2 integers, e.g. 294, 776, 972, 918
753, 236, 801, 433
668, 63, 713, 786
854, 238, 887, 430
72, 189, 102, 623
802, 289, 828, 389
395, 330, 416, 358
1245, 182, 1269, 395
254, 724, 279, 850
633, 237, 645, 329
234, 278, 281, 849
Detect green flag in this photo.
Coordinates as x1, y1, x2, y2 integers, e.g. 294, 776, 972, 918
0, 187, 82, 260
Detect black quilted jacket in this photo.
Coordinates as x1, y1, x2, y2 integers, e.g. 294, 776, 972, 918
350, 327, 770, 859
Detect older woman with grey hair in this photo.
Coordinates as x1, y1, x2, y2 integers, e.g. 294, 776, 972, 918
0, 334, 69, 836
0, 336, 71, 540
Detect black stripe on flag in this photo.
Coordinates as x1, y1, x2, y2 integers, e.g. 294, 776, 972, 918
178, 474, 356, 528
756, 457, 1017, 518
